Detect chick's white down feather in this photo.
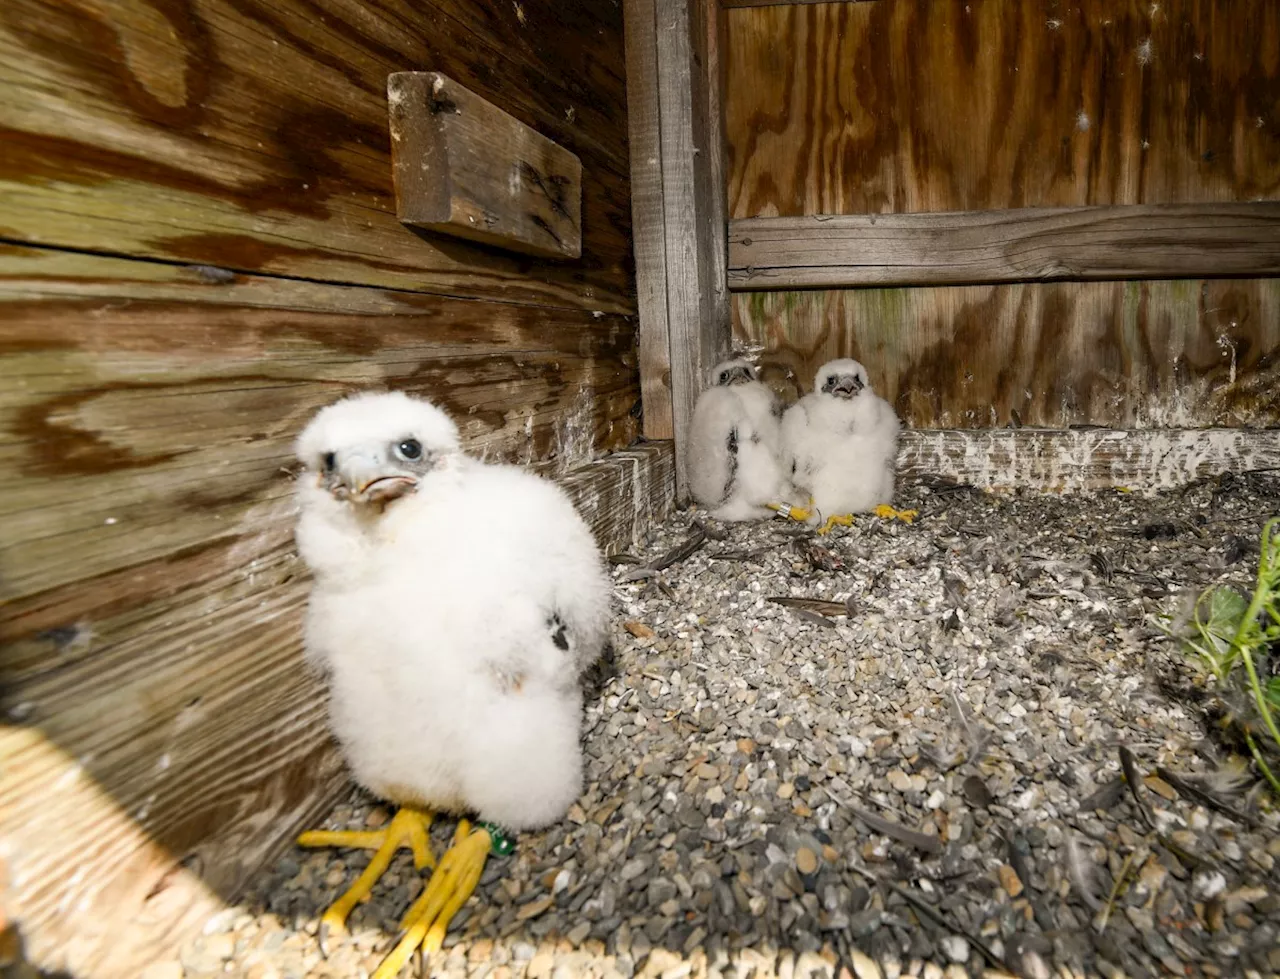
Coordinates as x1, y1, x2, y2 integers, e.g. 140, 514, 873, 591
688, 358, 790, 521
782, 358, 901, 517
295, 392, 611, 831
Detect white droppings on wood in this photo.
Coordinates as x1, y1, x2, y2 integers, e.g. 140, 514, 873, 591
898, 429, 1280, 495
1217, 328, 1239, 385
1136, 36, 1153, 65
552, 387, 598, 476
1076, 110, 1091, 132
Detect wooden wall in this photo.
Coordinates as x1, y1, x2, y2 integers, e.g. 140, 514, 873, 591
725, 0, 1280, 428
0, 0, 648, 974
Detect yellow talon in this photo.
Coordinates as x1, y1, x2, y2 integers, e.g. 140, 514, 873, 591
816, 513, 854, 535
375, 821, 492, 978
297, 807, 435, 944
873, 504, 918, 524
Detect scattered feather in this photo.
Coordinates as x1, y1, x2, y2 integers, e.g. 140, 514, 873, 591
1064, 834, 1103, 912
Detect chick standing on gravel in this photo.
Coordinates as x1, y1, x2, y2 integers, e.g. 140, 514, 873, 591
291, 391, 611, 978
688, 358, 791, 521
778, 358, 913, 533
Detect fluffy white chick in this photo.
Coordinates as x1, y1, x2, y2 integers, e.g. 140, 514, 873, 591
781, 358, 908, 532
292, 391, 610, 976
687, 358, 790, 521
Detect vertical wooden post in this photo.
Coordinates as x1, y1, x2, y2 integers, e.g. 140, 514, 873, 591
625, 0, 731, 497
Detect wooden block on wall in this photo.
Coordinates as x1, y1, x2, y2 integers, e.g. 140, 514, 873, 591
387, 72, 582, 260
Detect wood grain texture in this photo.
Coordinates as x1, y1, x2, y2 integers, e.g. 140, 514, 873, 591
624, 0, 675, 440
0, 246, 640, 619
728, 203, 1280, 289
0, 443, 673, 977
733, 279, 1280, 429
0, 0, 633, 311
388, 72, 582, 260
726, 0, 1280, 218
558, 442, 676, 561
899, 429, 1280, 494
655, 0, 733, 495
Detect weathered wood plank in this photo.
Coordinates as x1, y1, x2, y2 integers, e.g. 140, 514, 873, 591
559, 442, 677, 555
0, 0, 634, 311
733, 279, 1280, 429
704, 0, 732, 358
0, 246, 641, 616
388, 73, 582, 260
728, 203, 1280, 289
1, 436, 672, 979
654, 0, 733, 495
726, 0, 1280, 218
623, 0, 675, 440
899, 429, 1280, 494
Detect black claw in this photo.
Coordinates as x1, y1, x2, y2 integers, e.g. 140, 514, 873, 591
547, 612, 570, 651
317, 921, 330, 958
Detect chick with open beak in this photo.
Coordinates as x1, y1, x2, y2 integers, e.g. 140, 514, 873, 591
320, 437, 426, 507
820, 370, 865, 399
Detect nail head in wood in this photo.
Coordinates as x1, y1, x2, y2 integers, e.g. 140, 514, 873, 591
387, 72, 582, 260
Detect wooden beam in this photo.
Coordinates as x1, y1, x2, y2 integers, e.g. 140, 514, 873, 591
624, 0, 674, 439
388, 72, 583, 260
899, 429, 1280, 494
625, 0, 732, 493
728, 203, 1280, 290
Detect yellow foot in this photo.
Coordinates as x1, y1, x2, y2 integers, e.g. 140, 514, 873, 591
816, 513, 854, 536
872, 504, 918, 524
767, 497, 816, 522
375, 821, 492, 978
296, 807, 435, 952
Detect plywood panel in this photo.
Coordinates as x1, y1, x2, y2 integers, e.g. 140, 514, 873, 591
726, 0, 1280, 218
733, 279, 1280, 428
0, 0, 634, 311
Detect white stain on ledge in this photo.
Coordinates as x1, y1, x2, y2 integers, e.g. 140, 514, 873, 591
899, 429, 1280, 494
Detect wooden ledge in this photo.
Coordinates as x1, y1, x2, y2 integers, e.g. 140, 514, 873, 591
729, 203, 1280, 290
898, 428, 1280, 494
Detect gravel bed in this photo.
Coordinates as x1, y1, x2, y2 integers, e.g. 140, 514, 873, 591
175, 474, 1280, 979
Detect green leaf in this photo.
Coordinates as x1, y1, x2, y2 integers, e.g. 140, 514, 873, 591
1266, 676, 1280, 713
1199, 587, 1249, 657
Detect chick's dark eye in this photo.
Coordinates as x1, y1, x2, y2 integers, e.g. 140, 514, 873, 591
720, 371, 729, 382
322, 452, 336, 472
395, 438, 422, 461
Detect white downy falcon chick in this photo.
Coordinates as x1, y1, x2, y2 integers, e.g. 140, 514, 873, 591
781, 358, 909, 532
292, 391, 611, 977
687, 358, 790, 521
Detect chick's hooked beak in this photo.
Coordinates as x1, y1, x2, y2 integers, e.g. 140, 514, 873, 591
825, 373, 865, 399
325, 450, 419, 506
